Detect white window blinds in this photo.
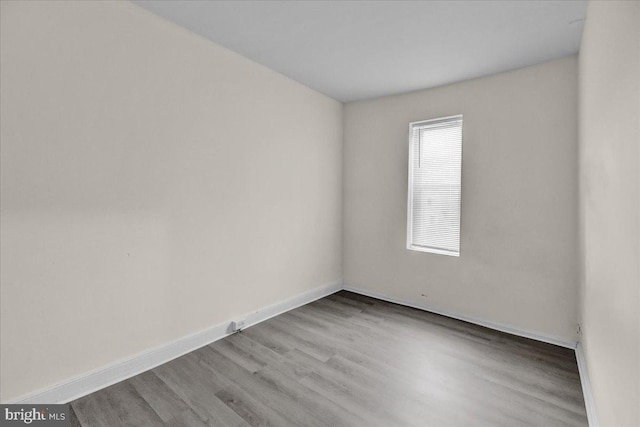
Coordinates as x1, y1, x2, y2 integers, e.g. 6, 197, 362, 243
407, 115, 463, 256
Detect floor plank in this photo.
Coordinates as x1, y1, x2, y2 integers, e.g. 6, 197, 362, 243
70, 291, 588, 426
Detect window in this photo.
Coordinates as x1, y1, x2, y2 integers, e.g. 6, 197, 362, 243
407, 115, 463, 256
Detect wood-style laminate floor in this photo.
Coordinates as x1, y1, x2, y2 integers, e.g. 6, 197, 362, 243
70, 291, 588, 427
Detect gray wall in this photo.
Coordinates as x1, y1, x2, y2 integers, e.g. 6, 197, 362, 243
0, 1, 343, 402
578, 1, 640, 426
344, 56, 579, 342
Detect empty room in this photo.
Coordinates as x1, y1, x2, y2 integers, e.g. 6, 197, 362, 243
1, 0, 638, 426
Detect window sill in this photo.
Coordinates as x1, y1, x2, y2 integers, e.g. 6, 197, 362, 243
407, 245, 459, 257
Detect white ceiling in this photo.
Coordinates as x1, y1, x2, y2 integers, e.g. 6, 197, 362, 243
133, 0, 587, 103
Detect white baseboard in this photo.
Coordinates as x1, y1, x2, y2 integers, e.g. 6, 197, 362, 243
342, 285, 578, 349
6, 279, 342, 404
575, 343, 599, 427
7, 279, 587, 410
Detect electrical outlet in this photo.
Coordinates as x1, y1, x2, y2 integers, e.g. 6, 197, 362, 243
576, 323, 582, 336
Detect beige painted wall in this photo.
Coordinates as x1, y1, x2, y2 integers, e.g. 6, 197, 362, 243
578, 1, 640, 426
0, 1, 342, 402
344, 56, 579, 342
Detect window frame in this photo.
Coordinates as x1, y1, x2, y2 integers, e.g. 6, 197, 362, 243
406, 114, 463, 257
